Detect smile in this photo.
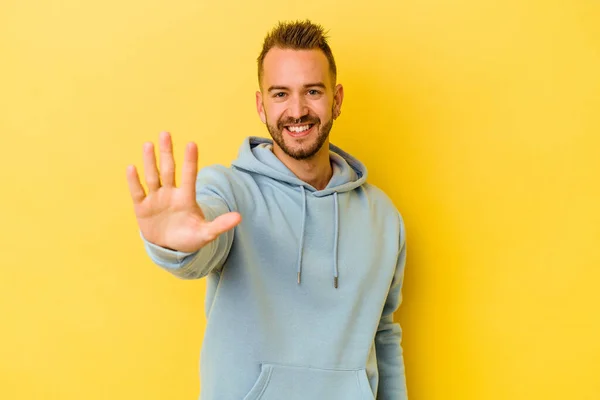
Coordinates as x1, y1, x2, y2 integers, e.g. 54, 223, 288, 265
284, 124, 315, 137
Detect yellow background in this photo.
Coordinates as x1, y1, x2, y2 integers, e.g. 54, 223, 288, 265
1, 0, 599, 399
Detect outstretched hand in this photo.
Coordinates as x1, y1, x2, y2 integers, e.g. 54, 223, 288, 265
126, 132, 241, 253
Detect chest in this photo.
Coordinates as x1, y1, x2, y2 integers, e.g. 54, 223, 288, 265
235, 186, 399, 296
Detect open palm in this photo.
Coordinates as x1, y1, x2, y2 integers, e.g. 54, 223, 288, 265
126, 132, 241, 253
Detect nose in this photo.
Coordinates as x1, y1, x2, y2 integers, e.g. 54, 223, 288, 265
288, 95, 308, 121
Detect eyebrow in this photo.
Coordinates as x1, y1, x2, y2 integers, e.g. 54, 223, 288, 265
267, 82, 327, 92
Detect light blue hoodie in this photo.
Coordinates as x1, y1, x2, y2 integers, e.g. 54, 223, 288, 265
140, 136, 408, 400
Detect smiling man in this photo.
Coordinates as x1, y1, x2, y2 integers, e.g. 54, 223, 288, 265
127, 20, 408, 400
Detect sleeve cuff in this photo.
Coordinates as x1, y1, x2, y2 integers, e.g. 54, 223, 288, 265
139, 231, 199, 268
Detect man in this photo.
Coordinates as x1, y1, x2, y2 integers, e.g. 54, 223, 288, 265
126, 20, 408, 400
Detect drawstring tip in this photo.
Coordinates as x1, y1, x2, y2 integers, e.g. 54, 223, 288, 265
297, 272, 301, 285
333, 276, 338, 289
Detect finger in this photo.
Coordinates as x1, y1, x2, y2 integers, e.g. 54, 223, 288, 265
142, 141, 160, 192
204, 212, 242, 240
126, 165, 146, 204
159, 131, 176, 187
181, 142, 198, 201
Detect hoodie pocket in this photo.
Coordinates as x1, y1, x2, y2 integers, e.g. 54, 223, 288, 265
242, 363, 375, 400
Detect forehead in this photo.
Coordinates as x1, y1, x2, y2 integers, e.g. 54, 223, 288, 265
261, 47, 331, 88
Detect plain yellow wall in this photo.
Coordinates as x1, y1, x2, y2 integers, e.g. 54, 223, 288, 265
1, 0, 599, 399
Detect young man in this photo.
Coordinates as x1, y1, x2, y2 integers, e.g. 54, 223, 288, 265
126, 20, 408, 400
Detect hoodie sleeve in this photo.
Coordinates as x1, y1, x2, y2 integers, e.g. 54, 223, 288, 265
375, 214, 408, 399
140, 165, 237, 280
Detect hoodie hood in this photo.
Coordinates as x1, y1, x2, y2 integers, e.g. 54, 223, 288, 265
231, 136, 368, 288
231, 136, 368, 195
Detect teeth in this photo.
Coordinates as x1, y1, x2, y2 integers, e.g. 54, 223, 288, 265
287, 125, 311, 133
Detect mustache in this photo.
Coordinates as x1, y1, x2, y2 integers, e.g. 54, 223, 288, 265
278, 115, 320, 129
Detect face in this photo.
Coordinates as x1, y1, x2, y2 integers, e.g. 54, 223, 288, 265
256, 48, 343, 160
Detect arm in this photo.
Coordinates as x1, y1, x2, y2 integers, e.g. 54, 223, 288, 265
375, 214, 408, 399
140, 166, 237, 280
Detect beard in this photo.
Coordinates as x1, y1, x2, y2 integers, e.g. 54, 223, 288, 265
265, 108, 334, 161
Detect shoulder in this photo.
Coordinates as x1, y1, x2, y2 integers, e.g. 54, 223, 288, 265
362, 183, 401, 216
363, 182, 392, 203
196, 164, 247, 188
361, 182, 406, 238
196, 164, 256, 206
195, 164, 243, 206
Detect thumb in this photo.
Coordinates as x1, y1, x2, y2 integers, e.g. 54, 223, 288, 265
204, 212, 242, 240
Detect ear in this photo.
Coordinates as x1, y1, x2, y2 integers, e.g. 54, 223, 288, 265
333, 83, 344, 119
256, 90, 266, 124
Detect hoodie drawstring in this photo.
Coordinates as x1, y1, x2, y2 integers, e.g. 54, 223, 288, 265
333, 192, 339, 288
297, 186, 307, 285
296, 187, 340, 289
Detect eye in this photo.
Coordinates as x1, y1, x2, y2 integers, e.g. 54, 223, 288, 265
273, 92, 286, 98
308, 89, 321, 96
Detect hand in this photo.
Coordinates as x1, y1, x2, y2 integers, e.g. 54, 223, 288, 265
126, 132, 241, 253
